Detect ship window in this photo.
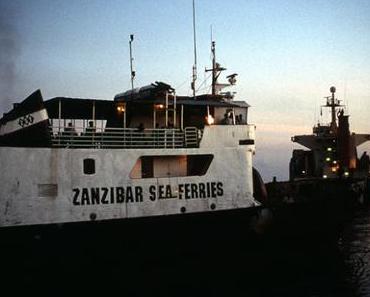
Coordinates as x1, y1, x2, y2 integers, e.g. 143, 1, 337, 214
83, 158, 95, 175
141, 156, 154, 178
130, 154, 214, 179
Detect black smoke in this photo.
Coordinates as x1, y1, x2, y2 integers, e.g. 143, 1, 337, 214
0, 2, 20, 115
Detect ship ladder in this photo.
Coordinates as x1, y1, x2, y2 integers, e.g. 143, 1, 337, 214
165, 91, 177, 129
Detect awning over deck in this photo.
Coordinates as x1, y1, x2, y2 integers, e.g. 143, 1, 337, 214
45, 97, 115, 119
45, 95, 250, 120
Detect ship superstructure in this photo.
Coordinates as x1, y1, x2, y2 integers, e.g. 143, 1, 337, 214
290, 87, 370, 180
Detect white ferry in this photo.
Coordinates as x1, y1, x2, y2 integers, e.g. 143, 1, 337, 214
0, 48, 264, 229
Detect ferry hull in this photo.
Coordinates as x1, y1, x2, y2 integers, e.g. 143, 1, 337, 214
0, 137, 256, 227
0, 206, 270, 296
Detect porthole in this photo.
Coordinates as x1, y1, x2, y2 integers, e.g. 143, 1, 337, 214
83, 158, 95, 175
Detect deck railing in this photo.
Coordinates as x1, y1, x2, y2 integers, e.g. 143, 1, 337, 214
50, 126, 200, 149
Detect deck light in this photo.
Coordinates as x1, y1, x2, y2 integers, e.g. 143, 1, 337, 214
323, 174, 328, 179
206, 115, 214, 125
327, 147, 332, 152
344, 171, 349, 177
116, 106, 125, 112
326, 157, 331, 162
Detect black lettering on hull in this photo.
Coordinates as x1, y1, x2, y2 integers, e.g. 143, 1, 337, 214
72, 182, 225, 206
72, 188, 80, 205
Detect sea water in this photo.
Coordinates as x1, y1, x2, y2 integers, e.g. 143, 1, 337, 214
339, 207, 370, 297
2, 206, 370, 296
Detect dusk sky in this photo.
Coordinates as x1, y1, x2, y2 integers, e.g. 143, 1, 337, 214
1, 0, 369, 180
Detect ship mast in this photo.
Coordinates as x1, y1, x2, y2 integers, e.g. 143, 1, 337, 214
191, 0, 197, 98
323, 86, 341, 132
205, 41, 226, 95
330, 86, 337, 130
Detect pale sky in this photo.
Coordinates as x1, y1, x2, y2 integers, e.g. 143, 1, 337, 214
1, 0, 370, 180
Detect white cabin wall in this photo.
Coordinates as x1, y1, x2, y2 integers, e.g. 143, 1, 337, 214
200, 125, 255, 150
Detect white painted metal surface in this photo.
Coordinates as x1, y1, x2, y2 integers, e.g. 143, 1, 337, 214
0, 125, 257, 227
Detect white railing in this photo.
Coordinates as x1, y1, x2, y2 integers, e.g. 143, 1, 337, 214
50, 126, 200, 149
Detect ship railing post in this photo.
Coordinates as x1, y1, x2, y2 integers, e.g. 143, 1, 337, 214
174, 91, 177, 128
181, 104, 184, 131
153, 104, 156, 130
58, 99, 62, 146
123, 103, 127, 128
165, 91, 168, 127
165, 128, 168, 149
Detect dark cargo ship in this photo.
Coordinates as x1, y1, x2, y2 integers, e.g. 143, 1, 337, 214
265, 87, 370, 238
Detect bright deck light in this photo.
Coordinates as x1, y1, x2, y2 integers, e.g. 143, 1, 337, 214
116, 106, 125, 112
155, 104, 164, 109
206, 115, 214, 125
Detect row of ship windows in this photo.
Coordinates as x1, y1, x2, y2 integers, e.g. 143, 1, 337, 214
83, 154, 214, 178
37, 154, 214, 198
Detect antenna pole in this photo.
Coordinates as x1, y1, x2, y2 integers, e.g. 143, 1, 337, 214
210, 25, 213, 45
211, 41, 216, 95
129, 34, 135, 91
191, 0, 197, 98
